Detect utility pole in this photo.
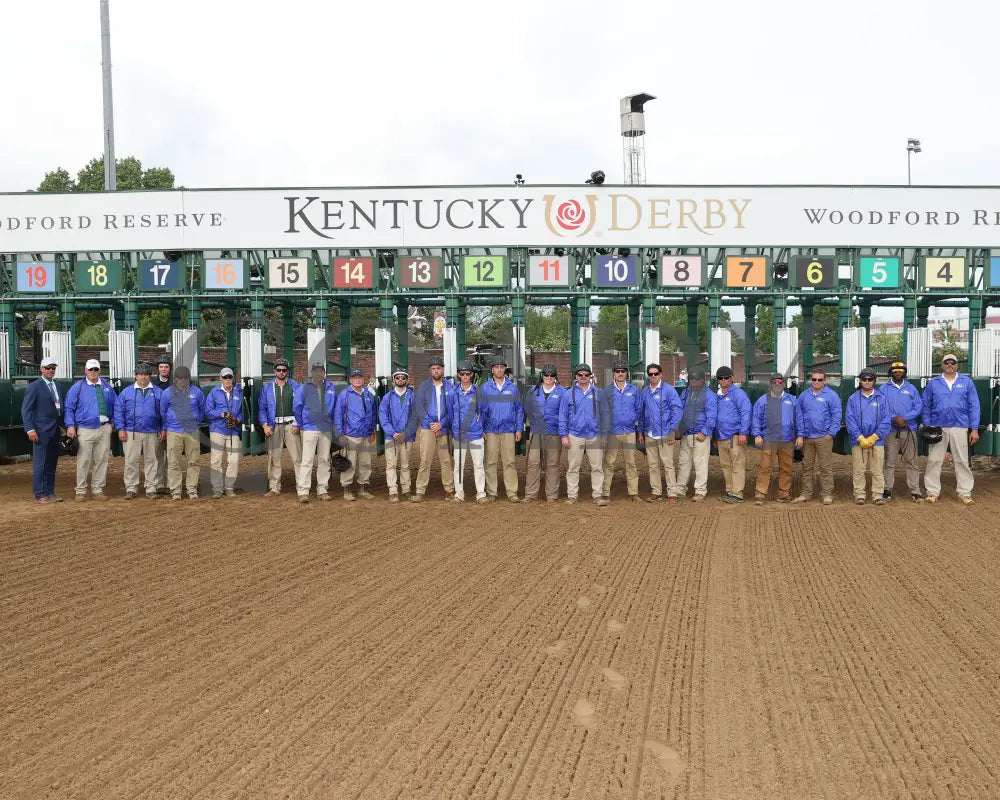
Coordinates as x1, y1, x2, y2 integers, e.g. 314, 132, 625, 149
100, 0, 117, 190
906, 138, 921, 186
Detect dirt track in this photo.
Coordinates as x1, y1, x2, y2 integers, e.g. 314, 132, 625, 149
3, 453, 1000, 799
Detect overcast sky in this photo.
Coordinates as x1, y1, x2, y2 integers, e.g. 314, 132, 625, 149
4, 0, 999, 193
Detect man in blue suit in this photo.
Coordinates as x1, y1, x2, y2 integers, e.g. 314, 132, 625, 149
21, 356, 64, 503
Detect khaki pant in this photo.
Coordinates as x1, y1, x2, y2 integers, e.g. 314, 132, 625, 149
525, 433, 562, 500
852, 445, 885, 500
755, 447, 794, 500
414, 427, 454, 496
167, 431, 201, 497
75, 423, 112, 495
340, 435, 373, 487
266, 423, 302, 493
924, 427, 974, 498
800, 436, 835, 499
122, 431, 160, 494
154, 438, 168, 491
883, 429, 921, 496
674, 434, 711, 497
298, 429, 332, 497
645, 436, 677, 498
453, 438, 486, 500
602, 432, 639, 497
716, 437, 747, 498
566, 435, 604, 500
384, 438, 412, 496
209, 431, 241, 494
484, 432, 518, 499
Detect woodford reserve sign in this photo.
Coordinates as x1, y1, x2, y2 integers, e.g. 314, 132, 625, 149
3, 185, 1000, 252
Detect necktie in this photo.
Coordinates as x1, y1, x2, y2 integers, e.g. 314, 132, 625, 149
48, 381, 59, 405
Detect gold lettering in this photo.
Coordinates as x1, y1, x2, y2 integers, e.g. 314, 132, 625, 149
704, 199, 726, 229
648, 199, 671, 229
728, 199, 751, 229
609, 193, 641, 231
677, 199, 708, 234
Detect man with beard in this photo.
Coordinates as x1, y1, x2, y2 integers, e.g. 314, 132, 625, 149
751, 373, 801, 506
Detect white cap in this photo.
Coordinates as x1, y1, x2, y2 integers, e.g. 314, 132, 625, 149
85, 359, 101, 370
40, 356, 57, 368
219, 367, 235, 378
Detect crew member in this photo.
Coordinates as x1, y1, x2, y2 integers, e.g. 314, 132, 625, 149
335, 368, 379, 500
378, 368, 415, 502
878, 360, 924, 502
921, 354, 980, 505
21, 356, 64, 503
523, 364, 565, 502
639, 363, 682, 502
714, 365, 751, 503
480, 355, 524, 502
293, 363, 337, 503
64, 358, 117, 501
113, 361, 162, 499
792, 367, 842, 505
752, 373, 800, 505
258, 358, 301, 496
160, 365, 205, 500
406, 356, 455, 502
206, 367, 243, 498
559, 364, 610, 507
450, 361, 488, 504
846, 367, 891, 505
672, 366, 717, 502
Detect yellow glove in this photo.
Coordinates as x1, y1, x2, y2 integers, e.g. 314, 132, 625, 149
856, 434, 867, 448
865, 434, 880, 448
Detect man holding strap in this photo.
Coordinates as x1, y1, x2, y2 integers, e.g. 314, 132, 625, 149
258, 358, 301, 496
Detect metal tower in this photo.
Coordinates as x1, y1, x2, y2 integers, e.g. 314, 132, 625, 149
620, 93, 655, 185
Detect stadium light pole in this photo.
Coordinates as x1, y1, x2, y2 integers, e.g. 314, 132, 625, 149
906, 138, 921, 186
100, 0, 117, 191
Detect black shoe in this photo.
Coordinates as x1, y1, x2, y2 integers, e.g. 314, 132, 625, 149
883, 489, 892, 500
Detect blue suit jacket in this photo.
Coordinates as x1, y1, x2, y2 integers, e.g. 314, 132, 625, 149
22, 378, 63, 440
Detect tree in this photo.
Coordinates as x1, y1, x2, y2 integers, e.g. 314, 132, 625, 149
37, 155, 175, 193
788, 305, 859, 355
870, 323, 903, 358
751, 305, 774, 355
596, 303, 733, 353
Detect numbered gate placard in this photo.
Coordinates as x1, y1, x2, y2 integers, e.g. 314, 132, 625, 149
724, 255, 770, 288
660, 255, 702, 288
462, 255, 508, 288
527, 255, 572, 288
332, 257, 375, 290
989, 256, 1000, 289
396, 256, 442, 289
791, 256, 837, 289
16, 261, 57, 293
203, 258, 248, 290
921, 257, 966, 290
267, 257, 313, 290
594, 255, 638, 288
75, 260, 122, 293
139, 259, 185, 291
858, 256, 900, 289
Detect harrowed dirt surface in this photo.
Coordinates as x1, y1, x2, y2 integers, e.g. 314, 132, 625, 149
2, 451, 1000, 799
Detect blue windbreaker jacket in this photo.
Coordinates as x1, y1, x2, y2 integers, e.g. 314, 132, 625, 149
479, 377, 525, 434
258, 378, 301, 427
845, 389, 891, 446
877, 380, 923, 431
558, 383, 611, 439
639, 382, 682, 438
921, 374, 980, 429
334, 386, 378, 438
751, 392, 797, 442
112, 383, 162, 434
205, 384, 244, 435
378, 387, 416, 442
678, 386, 718, 437
714, 385, 752, 440
293, 380, 337, 432
64, 378, 117, 429
603, 382, 642, 435
524, 383, 566, 435
160, 385, 206, 433
449, 384, 484, 442
796, 385, 843, 438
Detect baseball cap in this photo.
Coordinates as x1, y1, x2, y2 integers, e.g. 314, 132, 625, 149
135, 362, 152, 374
391, 367, 409, 378
540, 363, 558, 376
858, 368, 877, 380
573, 363, 592, 375
612, 359, 628, 371
457, 360, 475, 372
941, 353, 958, 363
716, 365, 733, 379
490, 355, 508, 368
85, 359, 101, 370
349, 368, 364, 377
40, 356, 57, 368
220, 367, 235, 378
274, 357, 290, 368
689, 367, 706, 381
428, 356, 444, 367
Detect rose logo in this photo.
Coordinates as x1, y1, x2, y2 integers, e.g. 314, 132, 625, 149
556, 200, 586, 231
543, 194, 598, 238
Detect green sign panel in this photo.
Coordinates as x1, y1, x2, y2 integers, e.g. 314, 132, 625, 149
75, 260, 123, 293
461, 255, 508, 288
858, 257, 900, 289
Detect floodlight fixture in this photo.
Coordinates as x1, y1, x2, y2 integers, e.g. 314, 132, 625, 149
906, 137, 922, 185
585, 170, 606, 185
514, 173, 525, 186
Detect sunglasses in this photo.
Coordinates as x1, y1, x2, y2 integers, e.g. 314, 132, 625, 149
613, 369, 627, 373
274, 368, 288, 372
393, 375, 408, 379
576, 372, 592, 378
458, 371, 472, 375
771, 380, 784, 384
860, 376, 875, 381
810, 378, 825, 382
541, 372, 556, 377
42, 365, 56, 369
943, 360, 957, 364
221, 375, 234, 379
647, 371, 660, 377
86, 367, 100, 372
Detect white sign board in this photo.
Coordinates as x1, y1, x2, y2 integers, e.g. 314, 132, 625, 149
4, 185, 1000, 251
